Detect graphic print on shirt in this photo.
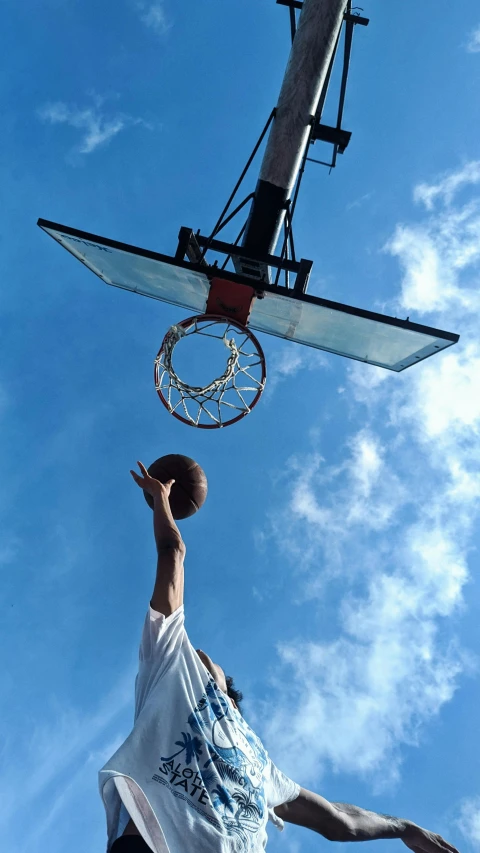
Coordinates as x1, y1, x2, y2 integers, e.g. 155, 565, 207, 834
152, 677, 269, 852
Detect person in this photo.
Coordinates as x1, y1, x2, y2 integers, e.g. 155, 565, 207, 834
99, 462, 460, 853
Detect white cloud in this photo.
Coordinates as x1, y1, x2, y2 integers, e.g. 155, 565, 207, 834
389, 344, 480, 445
255, 162, 480, 790
137, 2, 171, 35
267, 430, 407, 590
37, 99, 150, 156
347, 360, 390, 405
265, 346, 329, 398
457, 797, 480, 848
414, 161, 480, 209
466, 26, 480, 53
291, 430, 405, 536
386, 168, 480, 316
386, 224, 456, 313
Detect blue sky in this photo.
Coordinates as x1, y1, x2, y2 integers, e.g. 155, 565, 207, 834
2, 1, 480, 852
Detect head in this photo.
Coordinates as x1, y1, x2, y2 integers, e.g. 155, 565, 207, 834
196, 648, 243, 715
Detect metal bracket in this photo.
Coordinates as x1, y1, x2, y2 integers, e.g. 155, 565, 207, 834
344, 12, 369, 26
176, 227, 208, 266
293, 258, 313, 294
276, 0, 369, 26
176, 227, 313, 292
311, 123, 351, 153
276, 0, 303, 9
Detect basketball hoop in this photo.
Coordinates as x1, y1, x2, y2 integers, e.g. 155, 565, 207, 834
154, 315, 266, 429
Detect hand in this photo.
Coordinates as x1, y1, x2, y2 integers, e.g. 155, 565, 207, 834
130, 461, 175, 502
403, 824, 460, 853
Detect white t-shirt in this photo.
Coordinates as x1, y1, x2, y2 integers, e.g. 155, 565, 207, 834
99, 605, 300, 853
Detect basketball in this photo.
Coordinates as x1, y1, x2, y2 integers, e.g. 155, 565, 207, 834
143, 454, 208, 519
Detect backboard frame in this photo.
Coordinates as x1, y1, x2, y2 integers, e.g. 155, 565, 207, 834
37, 218, 459, 373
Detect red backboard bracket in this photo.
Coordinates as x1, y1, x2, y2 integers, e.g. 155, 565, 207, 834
205, 277, 256, 326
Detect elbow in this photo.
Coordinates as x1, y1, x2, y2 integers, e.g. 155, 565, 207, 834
156, 537, 185, 554
339, 818, 360, 842
323, 817, 357, 843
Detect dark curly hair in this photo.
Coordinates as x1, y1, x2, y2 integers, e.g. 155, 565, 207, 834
226, 675, 244, 716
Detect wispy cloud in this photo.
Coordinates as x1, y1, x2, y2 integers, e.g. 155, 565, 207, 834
265, 346, 330, 398
346, 191, 373, 211
0, 395, 136, 850
0, 382, 9, 417
457, 797, 480, 848
254, 162, 480, 791
26, 684, 129, 807
413, 161, 480, 210
387, 163, 480, 315
37, 97, 151, 157
466, 26, 480, 53
136, 1, 171, 35
0, 535, 20, 567
25, 735, 125, 852
0, 666, 133, 841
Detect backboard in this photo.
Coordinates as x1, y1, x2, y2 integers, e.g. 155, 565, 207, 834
38, 218, 459, 372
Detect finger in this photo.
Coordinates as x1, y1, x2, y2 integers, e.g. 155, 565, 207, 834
427, 839, 458, 853
166, 479, 175, 486
428, 835, 459, 853
137, 461, 149, 477
130, 470, 145, 485
432, 845, 459, 853
438, 842, 459, 853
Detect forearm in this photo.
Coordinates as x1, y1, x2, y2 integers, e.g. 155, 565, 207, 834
332, 803, 413, 841
153, 493, 184, 551
277, 789, 458, 853
275, 790, 413, 843
150, 495, 185, 614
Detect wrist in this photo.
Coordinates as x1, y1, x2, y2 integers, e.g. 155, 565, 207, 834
152, 490, 176, 523
399, 820, 419, 840
153, 496, 183, 545
152, 489, 170, 507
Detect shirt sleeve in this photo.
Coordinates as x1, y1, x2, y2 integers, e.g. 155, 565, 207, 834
264, 758, 300, 832
134, 605, 185, 720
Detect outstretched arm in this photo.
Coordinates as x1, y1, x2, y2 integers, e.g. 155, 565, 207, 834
274, 788, 459, 852
130, 461, 185, 616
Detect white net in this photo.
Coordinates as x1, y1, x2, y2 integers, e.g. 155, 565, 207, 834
154, 316, 266, 428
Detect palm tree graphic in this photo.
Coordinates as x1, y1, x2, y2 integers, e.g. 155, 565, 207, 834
232, 788, 262, 824
212, 784, 235, 814
161, 732, 203, 764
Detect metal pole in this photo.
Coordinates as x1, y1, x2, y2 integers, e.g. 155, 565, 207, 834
238, 0, 346, 270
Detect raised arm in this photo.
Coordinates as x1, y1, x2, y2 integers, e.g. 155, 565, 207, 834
130, 461, 185, 616
274, 788, 459, 853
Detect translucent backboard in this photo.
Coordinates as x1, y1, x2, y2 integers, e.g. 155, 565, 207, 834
38, 219, 459, 372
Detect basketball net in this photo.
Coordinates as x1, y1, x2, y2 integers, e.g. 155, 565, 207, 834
154, 316, 266, 429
